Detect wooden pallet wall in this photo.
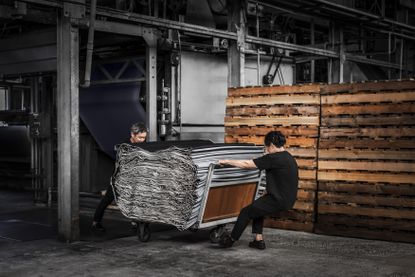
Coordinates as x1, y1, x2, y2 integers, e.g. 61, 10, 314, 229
315, 80, 415, 243
225, 84, 321, 232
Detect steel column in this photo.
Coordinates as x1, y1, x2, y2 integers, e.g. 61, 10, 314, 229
57, 14, 80, 242
144, 31, 158, 141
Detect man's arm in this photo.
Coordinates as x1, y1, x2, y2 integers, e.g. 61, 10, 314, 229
218, 159, 257, 169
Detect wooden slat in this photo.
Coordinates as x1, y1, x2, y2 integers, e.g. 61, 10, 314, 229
299, 169, 316, 180
297, 189, 316, 201
293, 201, 315, 212
287, 147, 317, 158
320, 80, 415, 94
228, 84, 321, 96
318, 191, 415, 208
226, 94, 320, 106
226, 105, 319, 116
322, 91, 415, 105
317, 214, 415, 232
270, 210, 314, 222
225, 116, 320, 126
314, 223, 415, 243
322, 102, 415, 116
319, 139, 415, 149
318, 203, 415, 220
318, 149, 415, 161
321, 115, 415, 126
264, 219, 314, 232
318, 160, 415, 173
320, 127, 415, 138
317, 171, 415, 184
296, 158, 317, 168
225, 126, 319, 137
318, 182, 415, 196
225, 135, 317, 147
299, 180, 317, 190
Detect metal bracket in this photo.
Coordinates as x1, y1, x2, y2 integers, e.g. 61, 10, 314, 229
63, 0, 86, 19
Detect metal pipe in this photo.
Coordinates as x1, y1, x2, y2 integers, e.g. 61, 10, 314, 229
80, 0, 97, 88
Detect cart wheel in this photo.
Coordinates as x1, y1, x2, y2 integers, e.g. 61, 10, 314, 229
209, 225, 225, 243
137, 222, 151, 242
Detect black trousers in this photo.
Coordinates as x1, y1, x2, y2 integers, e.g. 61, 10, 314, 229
231, 194, 284, 241
93, 184, 115, 223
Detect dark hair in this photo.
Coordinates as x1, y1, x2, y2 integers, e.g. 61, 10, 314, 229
130, 122, 148, 134
264, 131, 286, 147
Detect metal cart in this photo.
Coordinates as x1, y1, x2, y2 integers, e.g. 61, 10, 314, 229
135, 163, 263, 243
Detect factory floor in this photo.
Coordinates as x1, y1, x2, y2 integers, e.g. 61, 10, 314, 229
1, 189, 415, 277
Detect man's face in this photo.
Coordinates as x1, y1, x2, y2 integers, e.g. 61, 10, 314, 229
130, 131, 147, 143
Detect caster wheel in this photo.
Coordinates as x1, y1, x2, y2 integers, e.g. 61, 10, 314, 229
137, 222, 151, 242
209, 225, 225, 243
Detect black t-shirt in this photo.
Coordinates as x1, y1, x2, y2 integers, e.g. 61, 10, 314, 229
253, 151, 299, 209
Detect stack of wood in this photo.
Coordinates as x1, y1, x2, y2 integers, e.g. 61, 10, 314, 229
315, 80, 415, 243
225, 84, 321, 232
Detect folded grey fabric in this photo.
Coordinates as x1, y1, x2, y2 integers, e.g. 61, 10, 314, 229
111, 143, 262, 230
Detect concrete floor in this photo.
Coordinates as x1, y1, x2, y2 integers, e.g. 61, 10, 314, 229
1, 189, 415, 277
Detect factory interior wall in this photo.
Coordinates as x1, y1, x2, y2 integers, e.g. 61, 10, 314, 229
244, 55, 294, 86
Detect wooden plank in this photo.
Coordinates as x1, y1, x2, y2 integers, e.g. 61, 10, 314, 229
317, 214, 415, 232
319, 160, 415, 173
269, 210, 314, 222
299, 169, 317, 180
314, 223, 415, 243
226, 105, 320, 116
296, 158, 317, 169
228, 84, 321, 96
226, 94, 320, 106
322, 91, 415, 105
297, 189, 316, 201
293, 201, 315, 212
317, 171, 415, 184
299, 180, 317, 190
320, 127, 415, 138
318, 149, 415, 161
321, 115, 415, 126
322, 102, 415, 116
287, 147, 317, 158
318, 203, 415, 220
318, 191, 415, 208
319, 139, 415, 149
264, 219, 314, 232
226, 126, 319, 137
225, 135, 317, 147
320, 80, 415, 94
225, 116, 320, 126
318, 182, 415, 196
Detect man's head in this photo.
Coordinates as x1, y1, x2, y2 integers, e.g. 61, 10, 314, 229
264, 131, 286, 153
130, 122, 148, 143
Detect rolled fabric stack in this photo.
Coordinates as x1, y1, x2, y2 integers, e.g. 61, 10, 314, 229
111, 142, 263, 230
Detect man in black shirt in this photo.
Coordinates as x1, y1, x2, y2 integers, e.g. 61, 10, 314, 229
218, 131, 298, 249
91, 122, 148, 232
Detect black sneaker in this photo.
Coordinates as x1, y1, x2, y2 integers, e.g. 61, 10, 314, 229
249, 240, 266, 250
219, 233, 235, 248
91, 222, 106, 233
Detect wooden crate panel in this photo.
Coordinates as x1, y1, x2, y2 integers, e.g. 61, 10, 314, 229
228, 84, 321, 96
321, 115, 415, 127
264, 219, 314, 232
297, 189, 316, 201
225, 116, 320, 126
318, 149, 415, 161
226, 94, 320, 106
322, 102, 415, 116
318, 182, 415, 197
226, 105, 319, 117
225, 135, 317, 147
320, 80, 415, 94
319, 138, 415, 149
270, 210, 314, 222
318, 191, 415, 208
318, 203, 415, 220
322, 91, 415, 105
318, 160, 415, 173
320, 127, 415, 138
318, 171, 415, 184
317, 214, 415, 232
226, 126, 319, 137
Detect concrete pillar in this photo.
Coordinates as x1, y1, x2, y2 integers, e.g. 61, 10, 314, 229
57, 14, 80, 242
